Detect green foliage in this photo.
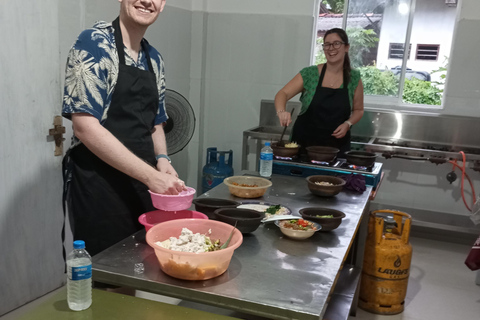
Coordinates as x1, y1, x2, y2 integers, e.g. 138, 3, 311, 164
359, 66, 442, 105
358, 66, 399, 96
322, 0, 345, 13
403, 78, 442, 105
346, 27, 379, 68
431, 56, 448, 90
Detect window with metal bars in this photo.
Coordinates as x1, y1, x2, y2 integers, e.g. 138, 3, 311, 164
388, 43, 411, 60
416, 44, 440, 61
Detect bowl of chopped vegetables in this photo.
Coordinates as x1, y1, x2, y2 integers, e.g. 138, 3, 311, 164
306, 175, 345, 197
224, 176, 272, 198
274, 219, 321, 240
299, 207, 346, 231
146, 218, 243, 280
271, 142, 300, 158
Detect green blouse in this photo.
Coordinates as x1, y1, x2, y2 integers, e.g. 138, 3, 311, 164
298, 65, 361, 115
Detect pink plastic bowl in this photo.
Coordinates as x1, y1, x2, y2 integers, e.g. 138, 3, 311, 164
146, 218, 243, 280
138, 210, 208, 231
148, 187, 196, 211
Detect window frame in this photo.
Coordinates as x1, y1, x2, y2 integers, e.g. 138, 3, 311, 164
316, 0, 459, 111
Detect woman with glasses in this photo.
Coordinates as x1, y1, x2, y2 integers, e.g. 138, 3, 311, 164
274, 28, 364, 157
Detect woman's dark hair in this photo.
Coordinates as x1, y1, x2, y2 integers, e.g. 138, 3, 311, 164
324, 28, 351, 86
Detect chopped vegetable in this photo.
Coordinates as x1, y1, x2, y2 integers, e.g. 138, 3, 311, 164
265, 205, 281, 215
281, 219, 317, 231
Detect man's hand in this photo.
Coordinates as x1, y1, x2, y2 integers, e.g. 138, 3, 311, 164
331, 122, 350, 139
147, 171, 187, 195
156, 158, 178, 177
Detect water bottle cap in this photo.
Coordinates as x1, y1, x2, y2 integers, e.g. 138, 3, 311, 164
73, 240, 86, 249
265, 142, 271, 146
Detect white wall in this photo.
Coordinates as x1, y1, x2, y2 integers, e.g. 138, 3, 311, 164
191, 0, 317, 191
0, 0, 65, 315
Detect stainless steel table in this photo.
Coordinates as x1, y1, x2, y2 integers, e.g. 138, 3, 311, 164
92, 174, 372, 320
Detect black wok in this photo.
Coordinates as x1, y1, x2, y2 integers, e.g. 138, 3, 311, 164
344, 151, 377, 167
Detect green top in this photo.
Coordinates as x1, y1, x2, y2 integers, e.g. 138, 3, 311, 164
298, 65, 361, 115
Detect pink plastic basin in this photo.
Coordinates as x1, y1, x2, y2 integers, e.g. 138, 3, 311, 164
146, 219, 243, 280
148, 187, 196, 211
138, 210, 208, 231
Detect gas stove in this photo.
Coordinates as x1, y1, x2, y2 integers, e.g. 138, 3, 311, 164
272, 156, 383, 189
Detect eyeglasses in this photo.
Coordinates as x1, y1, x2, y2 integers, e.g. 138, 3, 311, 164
322, 41, 345, 50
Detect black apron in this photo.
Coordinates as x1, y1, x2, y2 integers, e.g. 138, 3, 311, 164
291, 64, 351, 157
63, 17, 158, 257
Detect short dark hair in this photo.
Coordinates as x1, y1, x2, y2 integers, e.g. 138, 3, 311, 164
324, 28, 352, 86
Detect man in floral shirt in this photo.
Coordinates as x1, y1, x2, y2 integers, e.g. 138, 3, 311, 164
62, 0, 186, 256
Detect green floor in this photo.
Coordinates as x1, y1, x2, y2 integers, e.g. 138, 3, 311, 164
17, 288, 238, 320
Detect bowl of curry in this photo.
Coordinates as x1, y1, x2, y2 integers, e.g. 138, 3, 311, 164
223, 176, 272, 198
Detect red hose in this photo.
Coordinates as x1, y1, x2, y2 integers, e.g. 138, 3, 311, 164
448, 151, 476, 212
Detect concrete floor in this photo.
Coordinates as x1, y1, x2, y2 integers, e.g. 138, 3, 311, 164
2, 236, 479, 320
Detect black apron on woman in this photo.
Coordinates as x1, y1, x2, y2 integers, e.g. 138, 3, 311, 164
291, 64, 352, 157
63, 18, 157, 256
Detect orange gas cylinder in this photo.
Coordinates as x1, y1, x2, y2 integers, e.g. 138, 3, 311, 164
359, 209, 412, 315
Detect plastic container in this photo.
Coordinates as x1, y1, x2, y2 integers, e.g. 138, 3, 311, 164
138, 209, 208, 231
259, 142, 273, 177
223, 176, 272, 198
67, 240, 92, 311
148, 187, 196, 211
146, 219, 243, 280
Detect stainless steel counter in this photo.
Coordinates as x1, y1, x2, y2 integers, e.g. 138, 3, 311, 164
92, 174, 372, 320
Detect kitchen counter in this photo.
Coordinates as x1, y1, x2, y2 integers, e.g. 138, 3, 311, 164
92, 174, 372, 320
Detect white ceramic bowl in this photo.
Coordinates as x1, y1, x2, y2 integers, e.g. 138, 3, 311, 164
274, 219, 321, 240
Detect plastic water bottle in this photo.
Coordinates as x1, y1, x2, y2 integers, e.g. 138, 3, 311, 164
67, 240, 92, 311
259, 142, 273, 177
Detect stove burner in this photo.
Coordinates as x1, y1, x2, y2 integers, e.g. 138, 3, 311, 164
311, 160, 331, 166
346, 164, 368, 171
274, 155, 293, 161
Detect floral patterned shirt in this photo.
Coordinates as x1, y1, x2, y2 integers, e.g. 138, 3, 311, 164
62, 21, 167, 147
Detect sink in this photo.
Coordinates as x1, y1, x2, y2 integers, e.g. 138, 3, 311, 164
244, 126, 292, 138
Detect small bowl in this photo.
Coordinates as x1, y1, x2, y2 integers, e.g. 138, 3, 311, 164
148, 187, 196, 211
299, 208, 346, 231
306, 146, 339, 162
192, 198, 240, 220
213, 208, 263, 233
223, 176, 272, 199
271, 142, 300, 158
138, 210, 208, 231
306, 175, 346, 197
274, 219, 321, 240
146, 219, 243, 280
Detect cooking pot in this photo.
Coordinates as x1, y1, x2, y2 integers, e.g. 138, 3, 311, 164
344, 151, 377, 167
306, 146, 339, 162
